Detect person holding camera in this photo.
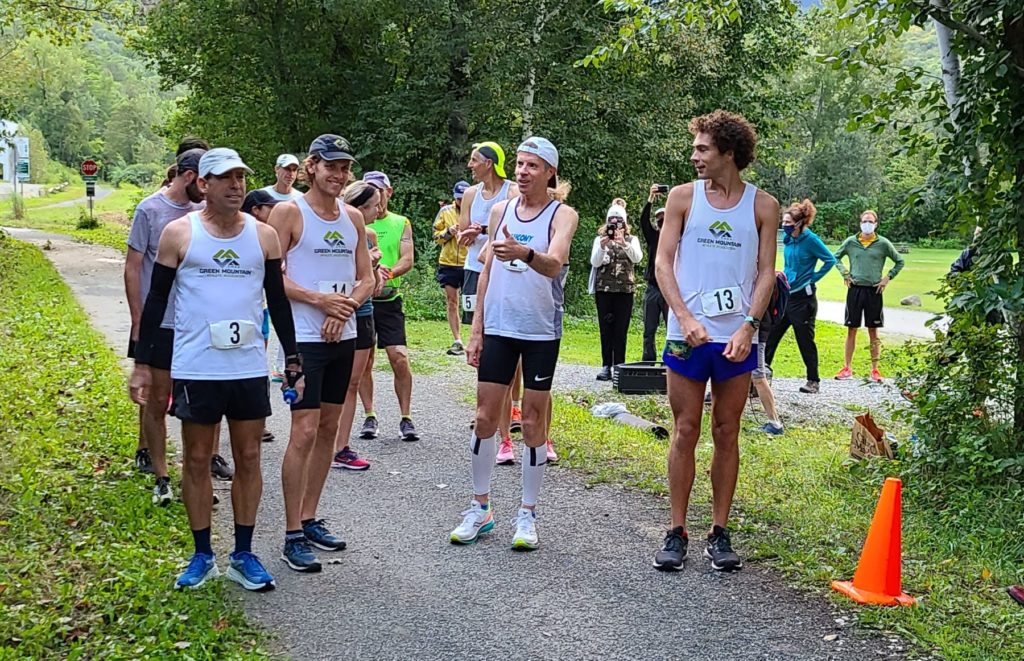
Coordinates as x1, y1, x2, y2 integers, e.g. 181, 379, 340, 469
639, 184, 669, 361
589, 203, 643, 380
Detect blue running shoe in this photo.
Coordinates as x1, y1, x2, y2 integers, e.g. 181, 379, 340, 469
303, 519, 347, 551
174, 553, 218, 590
282, 537, 322, 573
226, 551, 276, 591
760, 421, 785, 435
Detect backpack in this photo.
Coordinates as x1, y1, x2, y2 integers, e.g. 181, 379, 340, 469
761, 271, 790, 333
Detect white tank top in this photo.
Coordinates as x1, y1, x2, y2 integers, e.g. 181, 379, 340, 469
483, 199, 566, 341
667, 179, 761, 344
287, 196, 359, 343
172, 213, 267, 379
464, 180, 511, 273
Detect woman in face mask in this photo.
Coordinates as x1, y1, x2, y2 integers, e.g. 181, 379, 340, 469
832, 209, 905, 383
764, 200, 836, 395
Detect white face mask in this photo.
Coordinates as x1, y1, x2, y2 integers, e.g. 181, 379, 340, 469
860, 222, 876, 235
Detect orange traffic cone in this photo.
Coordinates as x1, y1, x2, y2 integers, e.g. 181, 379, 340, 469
831, 477, 916, 606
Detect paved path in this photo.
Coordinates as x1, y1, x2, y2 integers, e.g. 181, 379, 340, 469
817, 300, 939, 339
9, 227, 908, 660
34, 185, 113, 209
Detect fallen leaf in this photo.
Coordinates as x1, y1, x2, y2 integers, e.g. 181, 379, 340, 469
174, 641, 191, 650
982, 567, 992, 581
824, 634, 839, 642
213, 617, 228, 631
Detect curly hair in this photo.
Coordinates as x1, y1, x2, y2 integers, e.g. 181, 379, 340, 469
688, 110, 758, 171
785, 198, 817, 227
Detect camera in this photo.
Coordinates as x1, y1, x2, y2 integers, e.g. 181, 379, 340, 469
656, 184, 670, 194
605, 217, 625, 237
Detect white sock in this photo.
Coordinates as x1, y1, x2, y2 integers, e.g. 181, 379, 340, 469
470, 431, 498, 496
512, 400, 521, 408
521, 445, 547, 507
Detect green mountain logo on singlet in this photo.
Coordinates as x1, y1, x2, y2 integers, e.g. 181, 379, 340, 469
213, 249, 241, 268
323, 230, 346, 248
708, 221, 733, 239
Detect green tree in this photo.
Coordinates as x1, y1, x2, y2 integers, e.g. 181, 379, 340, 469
832, 0, 1024, 476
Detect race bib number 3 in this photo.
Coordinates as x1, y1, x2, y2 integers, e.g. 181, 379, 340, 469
462, 294, 477, 312
700, 286, 742, 318
318, 280, 356, 295
210, 320, 257, 349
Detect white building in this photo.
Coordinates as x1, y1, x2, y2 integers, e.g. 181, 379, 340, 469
1, 119, 22, 183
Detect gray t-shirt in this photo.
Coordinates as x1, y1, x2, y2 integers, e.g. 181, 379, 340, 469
261, 185, 304, 202
127, 191, 203, 328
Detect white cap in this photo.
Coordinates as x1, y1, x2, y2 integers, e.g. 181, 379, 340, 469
275, 153, 299, 168
517, 136, 558, 169
198, 148, 253, 178
606, 204, 627, 221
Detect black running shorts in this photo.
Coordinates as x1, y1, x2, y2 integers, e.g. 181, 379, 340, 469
293, 340, 356, 410
355, 314, 375, 351
461, 270, 480, 326
844, 285, 884, 328
172, 376, 272, 424
134, 328, 174, 371
478, 334, 561, 392
372, 298, 407, 349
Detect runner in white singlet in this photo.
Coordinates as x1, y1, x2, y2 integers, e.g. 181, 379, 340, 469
129, 148, 304, 593
652, 111, 780, 573
449, 137, 579, 551
269, 134, 373, 573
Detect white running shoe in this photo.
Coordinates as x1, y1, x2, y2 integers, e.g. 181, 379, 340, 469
511, 508, 538, 551
449, 500, 495, 544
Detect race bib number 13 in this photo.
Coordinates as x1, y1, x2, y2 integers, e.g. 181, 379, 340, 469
210, 320, 257, 349
700, 286, 741, 318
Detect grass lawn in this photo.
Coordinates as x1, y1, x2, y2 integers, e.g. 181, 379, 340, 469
780, 246, 960, 315
0, 234, 267, 657
23, 184, 87, 209
405, 317, 911, 379
2, 185, 139, 252
550, 390, 1024, 661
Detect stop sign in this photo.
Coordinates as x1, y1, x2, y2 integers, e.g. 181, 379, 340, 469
81, 160, 99, 176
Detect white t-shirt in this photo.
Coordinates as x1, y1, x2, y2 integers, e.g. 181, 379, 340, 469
261, 185, 304, 202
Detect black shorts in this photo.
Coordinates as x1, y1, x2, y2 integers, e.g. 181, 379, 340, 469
293, 340, 356, 410
478, 334, 561, 392
436, 265, 464, 289
372, 298, 407, 348
133, 328, 174, 371
844, 285, 884, 328
461, 270, 480, 325
355, 314, 375, 351
172, 376, 272, 424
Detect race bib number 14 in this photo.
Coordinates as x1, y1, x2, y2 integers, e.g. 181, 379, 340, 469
318, 280, 356, 295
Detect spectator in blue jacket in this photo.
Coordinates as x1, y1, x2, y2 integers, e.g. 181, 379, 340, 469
764, 199, 836, 394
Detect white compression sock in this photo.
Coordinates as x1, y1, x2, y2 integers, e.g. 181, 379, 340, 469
470, 431, 498, 496
521, 444, 548, 507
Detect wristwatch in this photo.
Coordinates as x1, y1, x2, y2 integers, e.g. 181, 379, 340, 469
743, 315, 760, 330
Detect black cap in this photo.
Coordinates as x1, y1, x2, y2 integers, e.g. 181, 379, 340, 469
241, 189, 281, 214
309, 134, 356, 162
176, 148, 206, 174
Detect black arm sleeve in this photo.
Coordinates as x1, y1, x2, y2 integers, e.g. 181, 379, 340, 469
135, 263, 175, 366
264, 258, 298, 357
639, 202, 656, 246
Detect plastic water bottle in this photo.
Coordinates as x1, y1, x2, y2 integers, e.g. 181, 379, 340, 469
283, 387, 298, 405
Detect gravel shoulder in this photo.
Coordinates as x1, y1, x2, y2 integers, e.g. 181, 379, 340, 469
16, 228, 908, 661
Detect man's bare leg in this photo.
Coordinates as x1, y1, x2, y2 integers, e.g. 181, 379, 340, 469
666, 372, 706, 532
708, 372, 750, 530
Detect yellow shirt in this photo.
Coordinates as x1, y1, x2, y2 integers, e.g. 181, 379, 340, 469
433, 204, 468, 267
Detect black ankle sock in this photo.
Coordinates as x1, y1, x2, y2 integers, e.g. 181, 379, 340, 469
300, 518, 314, 528
285, 529, 304, 541
234, 524, 254, 554
192, 527, 213, 556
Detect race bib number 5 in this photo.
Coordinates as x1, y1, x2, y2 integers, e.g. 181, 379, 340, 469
318, 280, 356, 295
700, 286, 741, 318
210, 320, 257, 349
462, 294, 477, 312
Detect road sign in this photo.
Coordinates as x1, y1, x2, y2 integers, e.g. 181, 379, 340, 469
80, 159, 99, 177
14, 137, 29, 182
86, 181, 96, 197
